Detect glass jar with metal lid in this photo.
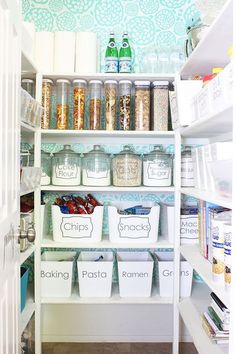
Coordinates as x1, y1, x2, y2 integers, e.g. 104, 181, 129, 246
143, 145, 172, 186
56, 79, 70, 130
151, 81, 169, 131
73, 79, 87, 130
112, 145, 142, 187
52, 145, 81, 186
82, 145, 111, 186
21, 79, 35, 98
134, 80, 150, 131
28, 147, 52, 185
181, 146, 194, 187
119, 80, 132, 130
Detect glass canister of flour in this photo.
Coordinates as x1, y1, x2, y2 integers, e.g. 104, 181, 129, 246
181, 146, 194, 187
82, 145, 111, 186
112, 145, 142, 187
143, 145, 172, 186
151, 81, 169, 131
52, 145, 81, 186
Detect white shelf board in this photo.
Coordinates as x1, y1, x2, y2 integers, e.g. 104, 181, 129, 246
180, 0, 233, 77
179, 298, 228, 354
180, 105, 232, 138
20, 121, 37, 133
41, 234, 173, 249
41, 284, 172, 305
41, 185, 175, 193
20, 299, 36, 334
180, 245, 230, 308
21, 50, 38, 74
41, 129, 175, 144
181, 188, 232, 209
20, 188, 36, 197
20, 245, 36, 265
42, 72, 174, 81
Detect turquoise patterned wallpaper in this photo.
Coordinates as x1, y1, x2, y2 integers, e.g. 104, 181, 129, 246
22, 0, 200, 71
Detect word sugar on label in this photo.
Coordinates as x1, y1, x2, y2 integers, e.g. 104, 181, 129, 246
118, 216, 151, 239
60, 216, 93, 239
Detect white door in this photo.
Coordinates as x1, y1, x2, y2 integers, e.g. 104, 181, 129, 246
0, 1, 21, 354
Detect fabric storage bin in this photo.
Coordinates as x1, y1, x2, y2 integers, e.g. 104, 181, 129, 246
117, 252, 154, 297
108, 202, 160, 244
155, 252, 193, 297
160, 202, 174, 243
21, 267, 29, 312
77, 252, 113, 298
51, 205, 103, 242
41, 251, 76, 297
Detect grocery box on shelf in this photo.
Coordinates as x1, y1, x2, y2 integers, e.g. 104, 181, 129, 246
155, 251, 193, 297
77, 252, 113, 298
108, 202, 160, 244
20, 267, 29, 312
51, 205, 104, 242
117, 252, 154, 298
41, 251, 76, 297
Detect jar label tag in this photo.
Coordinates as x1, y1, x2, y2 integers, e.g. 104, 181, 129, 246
55, 164, 78, 179
118, 216, 151, 239
60, 216, 93, 238
147, 162, 170, 180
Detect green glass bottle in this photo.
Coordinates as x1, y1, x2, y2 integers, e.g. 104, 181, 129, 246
119, 32, 132, 73
105, 32, 118, 73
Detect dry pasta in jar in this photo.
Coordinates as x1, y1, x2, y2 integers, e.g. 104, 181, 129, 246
134, 81, 150, 131
73, 79, 86, 130
105, 80, 117, 130
119, 80, 132, 130
56, 79, 70, 130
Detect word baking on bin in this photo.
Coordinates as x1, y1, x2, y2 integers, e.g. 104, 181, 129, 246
41, 270, 70, 280
122, 271, 149, 278
81, 271, 108, 278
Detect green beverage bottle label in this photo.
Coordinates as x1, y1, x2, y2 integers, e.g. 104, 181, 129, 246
119, 57, 132, 73
105, 57, 118, 73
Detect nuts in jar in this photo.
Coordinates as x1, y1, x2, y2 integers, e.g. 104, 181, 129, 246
105, 80, 117, 130
119, 80, 132, 130
134, 81, 150, 131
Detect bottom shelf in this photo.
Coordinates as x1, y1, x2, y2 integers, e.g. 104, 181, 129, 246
41, 284, 172, 305
20, 299, 36, 334
178, 298, 228, 354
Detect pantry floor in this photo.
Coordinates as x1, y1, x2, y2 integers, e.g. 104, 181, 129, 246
42, 342, 198, 354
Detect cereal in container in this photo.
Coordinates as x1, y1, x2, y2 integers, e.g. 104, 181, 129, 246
56, 79, 70, 130
151, 81, 169, 131
105, 80, 117, 130
119, 80, 132, 130
89, 80, 102, 130
112, 145, 142, 187
134, 81, 150, 131
73, 79, 86, 130
41, 79, 53, 129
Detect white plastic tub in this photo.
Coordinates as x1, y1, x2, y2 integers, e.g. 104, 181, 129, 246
108, 202, 160, 244
41, 251, 76, 297
51, 205, 103, 243
160, 202, 175, 243
77, 252, 113, 298
117, 252, 154, 298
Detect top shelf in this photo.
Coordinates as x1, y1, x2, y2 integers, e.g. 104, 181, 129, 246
21, 50, 38, 75
180, 0, 233, 77
42, 73, 175, 81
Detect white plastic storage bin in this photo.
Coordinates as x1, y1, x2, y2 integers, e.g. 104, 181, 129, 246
51, 205, 104, 242
117, 252, 154, 298
41, 251, 76, 297
41, 203, 50, 240
108, 202, 160, 244
155, 252, 193, 297
197, 84, 212, 120
77, 252, 113, 298
160, 202, 174, 243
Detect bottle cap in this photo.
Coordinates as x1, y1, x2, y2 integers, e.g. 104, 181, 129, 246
134, 80, 150, 86
104, 80, 118, 84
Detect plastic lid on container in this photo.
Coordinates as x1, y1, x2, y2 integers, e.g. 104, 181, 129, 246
181, 146, 192, 157
54, 145, 79, 157
117, 145, 140, 157
119, 80, 132, 84
104, 80, 118, 84
73, 79, 87, 84
22, 79, 34, 83
56, 79, 71, 84
89, 80, 103, 84
152, 81, 169, 87
134, 81, 150, 86
212, 67, 223, 75
43, 79, 53, 84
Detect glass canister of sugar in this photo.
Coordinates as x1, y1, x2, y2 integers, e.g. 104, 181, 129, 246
181, 146, 194, 187
82, 145, 111, 186
52, 145, 81, 186
112, 145, 142, 187
143, 145, 172, 187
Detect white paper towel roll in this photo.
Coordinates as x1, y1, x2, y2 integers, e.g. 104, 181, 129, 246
34, 32, 54, 72
54, 32, 75, 73
75, 32, 98, 73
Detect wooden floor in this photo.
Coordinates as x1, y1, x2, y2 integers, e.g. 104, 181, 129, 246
42, 343, 198, 354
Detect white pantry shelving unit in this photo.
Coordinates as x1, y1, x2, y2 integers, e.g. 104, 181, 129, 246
18, 1, 235, 354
